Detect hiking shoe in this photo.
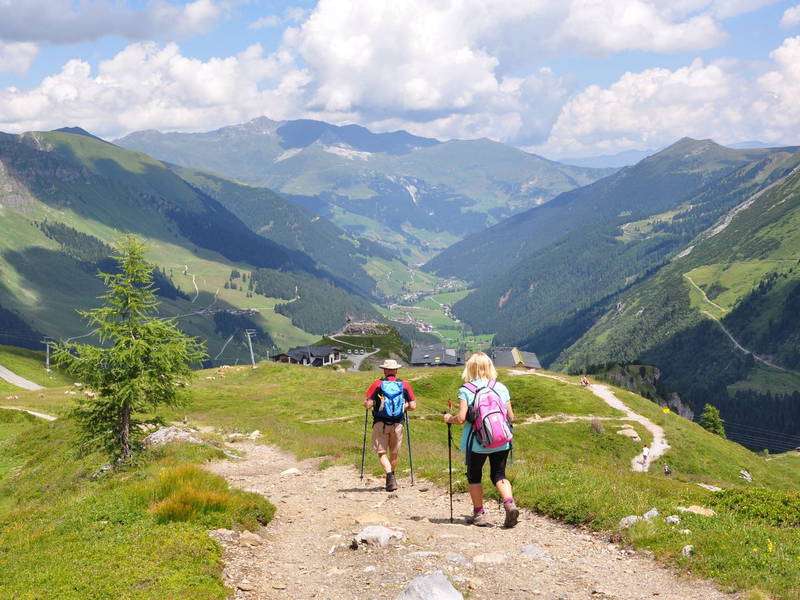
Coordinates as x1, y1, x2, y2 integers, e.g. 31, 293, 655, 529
385, 472, 398, 492
503, 501, 520, 528
467, 510, 490, 527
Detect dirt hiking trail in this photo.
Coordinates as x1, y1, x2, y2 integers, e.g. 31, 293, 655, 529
208, 442, 734, 600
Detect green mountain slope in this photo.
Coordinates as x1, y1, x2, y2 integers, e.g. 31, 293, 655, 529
115, 117, 614, 262
172, 166, 390, 297
0, 130, 383, 360
426, 138, 786, 283
555, 153, 800, 450
453, 145, 800, 364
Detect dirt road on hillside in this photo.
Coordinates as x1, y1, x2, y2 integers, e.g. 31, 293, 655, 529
207, 442, 734, 600
0, 364, 43, 391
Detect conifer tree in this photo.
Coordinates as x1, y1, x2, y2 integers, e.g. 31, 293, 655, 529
54, 236, 207, 461
699, 403, 726, 438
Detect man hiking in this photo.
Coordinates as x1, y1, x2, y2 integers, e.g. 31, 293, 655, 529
364, 359, 416, 491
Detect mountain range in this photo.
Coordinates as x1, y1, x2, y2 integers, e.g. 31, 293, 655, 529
115, 117, 615, 263
438, 137, 800, 449
0, 128, 390, 363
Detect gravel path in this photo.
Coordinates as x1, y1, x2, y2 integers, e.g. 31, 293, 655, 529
587, 384, 670, 472
0, 406, 57, 421
0, 364, 44, 391
207, 442, 735, 600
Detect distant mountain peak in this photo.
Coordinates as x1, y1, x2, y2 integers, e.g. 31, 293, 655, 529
51, 127, 109, 143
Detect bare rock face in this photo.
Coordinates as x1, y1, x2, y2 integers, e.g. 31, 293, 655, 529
396, 571, 463, 600
142, 426, 204, 448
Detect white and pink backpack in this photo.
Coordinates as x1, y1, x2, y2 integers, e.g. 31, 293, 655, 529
462, 380, 513, 449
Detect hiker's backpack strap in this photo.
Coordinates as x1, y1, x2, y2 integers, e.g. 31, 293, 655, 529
461, 382, 478, 394
487, 379, 496, 390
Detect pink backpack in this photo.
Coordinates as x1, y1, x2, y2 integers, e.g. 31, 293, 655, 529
462, 380, 512, 449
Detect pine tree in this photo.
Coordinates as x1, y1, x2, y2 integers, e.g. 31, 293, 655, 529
699, 404, 726, 438
53, 236, 207, 461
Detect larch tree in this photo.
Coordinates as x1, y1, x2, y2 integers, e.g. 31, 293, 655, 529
54, 235, 207, 461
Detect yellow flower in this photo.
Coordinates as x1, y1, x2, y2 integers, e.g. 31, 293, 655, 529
767, 539, 774, 553
752, 548, 759, 553
662, 407, 671, 414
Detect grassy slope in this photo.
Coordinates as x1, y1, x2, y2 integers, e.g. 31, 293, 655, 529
0, 412, 273, 599
0, 132, 317, 355
158, 364, 799, 599
3, 365, 800, 597
0, 345, 71, 389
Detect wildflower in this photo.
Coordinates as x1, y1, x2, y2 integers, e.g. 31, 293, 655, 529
767, 539, 773, 553
662, 407, 671, 414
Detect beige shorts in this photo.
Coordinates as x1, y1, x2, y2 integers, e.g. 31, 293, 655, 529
372, 422, 403, 455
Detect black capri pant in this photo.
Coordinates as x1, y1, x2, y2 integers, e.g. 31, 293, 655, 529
466, 449, 509, 485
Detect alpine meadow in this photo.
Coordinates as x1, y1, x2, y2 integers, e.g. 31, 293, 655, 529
1, 2, 800, 599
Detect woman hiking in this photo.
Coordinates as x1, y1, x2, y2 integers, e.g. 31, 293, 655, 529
444, 352, 519, 528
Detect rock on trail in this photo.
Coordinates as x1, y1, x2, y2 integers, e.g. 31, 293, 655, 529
206, 442, 734, 600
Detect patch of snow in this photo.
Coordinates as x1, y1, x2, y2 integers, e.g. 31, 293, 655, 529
274, 148, 302, 163
323, 145, 372, 161
405, 184, 418, 205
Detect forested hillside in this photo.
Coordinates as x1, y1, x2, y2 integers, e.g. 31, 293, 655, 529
555, 154, 800, 450
0, 129, 389, 361
453, 146, 800, 364
427, 138, 787, 283
173, 167, 388, 297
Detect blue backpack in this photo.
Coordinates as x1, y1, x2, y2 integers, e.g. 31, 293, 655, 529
376, 379, 405, 419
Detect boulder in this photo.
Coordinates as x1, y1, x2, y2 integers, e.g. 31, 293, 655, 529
681, 545, 695, 557
397, 572, 463, 600
643, 508, 659, 521
665, 515, 681, 524
618, 515, 641, 528
238, 531, 264, 546
354, 525, 405, 547
739, 470, 753, 483
143, 426, 203, 448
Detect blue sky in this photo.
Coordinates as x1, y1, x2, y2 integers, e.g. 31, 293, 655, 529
1, 0, 800, 158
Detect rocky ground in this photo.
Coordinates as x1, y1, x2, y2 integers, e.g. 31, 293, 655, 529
207, 442, 737, 600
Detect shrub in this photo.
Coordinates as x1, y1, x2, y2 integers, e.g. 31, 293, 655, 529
710, 488, 800, 527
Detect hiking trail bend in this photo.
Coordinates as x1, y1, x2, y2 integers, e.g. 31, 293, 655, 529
511, 371, 670, 472
208, 441, 732, 600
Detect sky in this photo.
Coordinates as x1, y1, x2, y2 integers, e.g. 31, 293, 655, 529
1, 0, 800, 159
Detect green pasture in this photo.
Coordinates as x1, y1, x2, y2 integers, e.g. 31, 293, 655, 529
2, 364, 800, 598
685, 261, 797, 314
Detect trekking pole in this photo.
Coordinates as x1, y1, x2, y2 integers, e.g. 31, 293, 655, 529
447, 399, 453, 524
405, 411, 415, 486
360, 408, 368, 481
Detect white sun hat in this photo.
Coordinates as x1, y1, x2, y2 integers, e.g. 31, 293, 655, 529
379, 359, 402, 370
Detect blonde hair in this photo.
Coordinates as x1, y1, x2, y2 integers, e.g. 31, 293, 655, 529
462, 351, 498, 382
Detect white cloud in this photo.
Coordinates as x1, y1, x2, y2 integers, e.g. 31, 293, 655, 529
0, 0, 224, 44
781, 5, 800, 27
1, 0, 795, 152
537, 36, 800, 157
0, 42, 38, 74
0, 42, 306, 137
250, 15, 282, 29
555, 0, 726, 53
